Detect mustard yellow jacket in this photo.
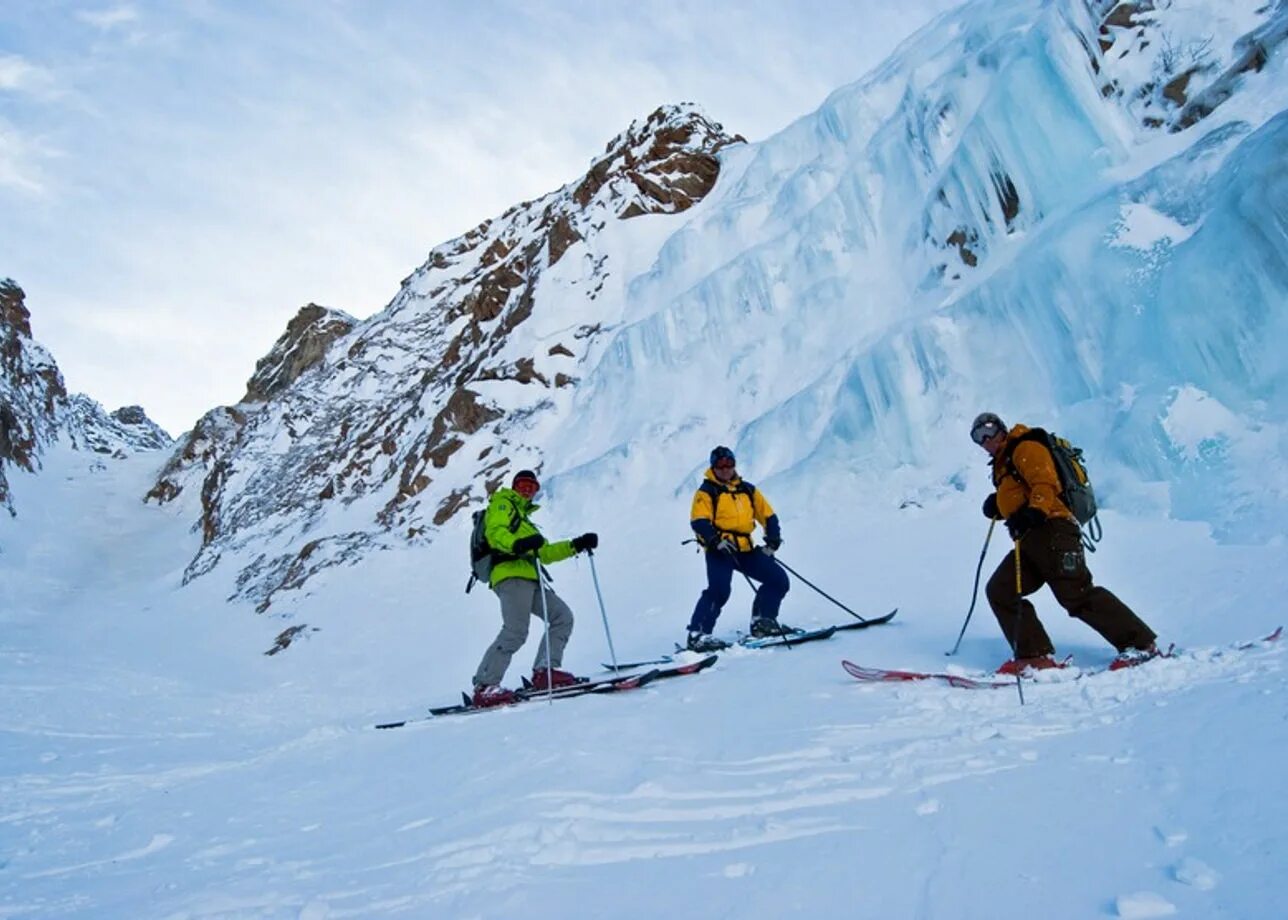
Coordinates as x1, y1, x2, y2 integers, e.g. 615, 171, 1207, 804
689, 469, 781, 552
991, 424, 1074, 521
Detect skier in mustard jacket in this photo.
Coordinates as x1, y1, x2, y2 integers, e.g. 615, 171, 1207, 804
471, 469, 598, 707
971, 412, 1158, 674
685, 446, 794, 652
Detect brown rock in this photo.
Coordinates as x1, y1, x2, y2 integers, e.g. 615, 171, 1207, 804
243, 304, 354, 403
547, 214, 583, 266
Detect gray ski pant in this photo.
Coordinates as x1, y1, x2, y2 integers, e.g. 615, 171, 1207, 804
471, 576, 574, 688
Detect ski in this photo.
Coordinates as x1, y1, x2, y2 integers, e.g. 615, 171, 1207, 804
1237, 625, 1282, 648
842, 660, 1012, 689
832, 608, 898, 632
842, 626, 1282, 692
606, 611, 896, 670
374, 655, 718, 729
608, 655, 678, 669
375, 669, 658, 727
644, 652, 719, 681
739, 624, 836, 649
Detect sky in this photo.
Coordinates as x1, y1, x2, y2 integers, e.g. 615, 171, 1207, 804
0, 0, 963, 435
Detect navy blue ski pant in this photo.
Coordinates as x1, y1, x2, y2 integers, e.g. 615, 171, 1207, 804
688, 548, 790, 634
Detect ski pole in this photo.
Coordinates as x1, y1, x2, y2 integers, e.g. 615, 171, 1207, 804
946, 518, 996, 656
770, 555, 870, 624
1011, 538, 1025, 706
586, 549, 620, 673
685, 537, 759, 594
534, 555, 555, 702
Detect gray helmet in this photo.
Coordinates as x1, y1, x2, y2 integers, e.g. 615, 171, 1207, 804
970, 412, 1006, 445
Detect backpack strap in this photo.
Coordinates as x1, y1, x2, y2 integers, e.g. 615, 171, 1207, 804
1001, 428, 1049, 487
698, 479, 757, 541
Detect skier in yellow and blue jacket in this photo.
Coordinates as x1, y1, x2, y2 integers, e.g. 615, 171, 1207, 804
686, 446, 795, 652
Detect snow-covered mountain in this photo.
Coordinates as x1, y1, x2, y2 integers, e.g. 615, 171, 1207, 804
4, 2, 1288, 917
142, 105, 744, 609
0, 279, 170, 514
130, 0, 1288, 614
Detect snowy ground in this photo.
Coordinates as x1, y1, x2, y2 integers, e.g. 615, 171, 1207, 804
2, 446, 1286, 919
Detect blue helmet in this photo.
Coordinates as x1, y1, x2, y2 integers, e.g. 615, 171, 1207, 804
709, 445, 736, 468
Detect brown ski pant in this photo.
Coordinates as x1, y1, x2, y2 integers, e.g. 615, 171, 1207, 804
985, 517, 1156, 658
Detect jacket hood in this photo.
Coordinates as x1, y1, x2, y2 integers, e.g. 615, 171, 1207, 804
988, 423, 1031, 458
496, 487, 539, 512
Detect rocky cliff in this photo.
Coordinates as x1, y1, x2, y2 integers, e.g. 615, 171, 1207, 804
145, 104, 743, 609
0, 279, 171, 513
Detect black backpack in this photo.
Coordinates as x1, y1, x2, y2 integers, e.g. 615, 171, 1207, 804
697, 479, 758, 543
1005, 428, 1102, 548
465, 498, 523, 592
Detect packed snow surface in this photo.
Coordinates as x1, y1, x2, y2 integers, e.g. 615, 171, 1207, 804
2, 446, 1285, 918
5, 0, 1288, 915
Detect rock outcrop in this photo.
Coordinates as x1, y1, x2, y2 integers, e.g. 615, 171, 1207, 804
146, 105, 743, 610
0, 278, 171, 512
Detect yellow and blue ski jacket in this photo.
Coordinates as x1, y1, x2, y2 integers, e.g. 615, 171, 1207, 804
689, 469, 781, 553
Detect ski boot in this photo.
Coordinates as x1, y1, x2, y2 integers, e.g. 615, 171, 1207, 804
472, 684, 517, 708
995, 654, 1065, 676
749, 618, 803, 639
686, 631, 730, 652
1108, 643, 1164, 671
529, 667, 582, 691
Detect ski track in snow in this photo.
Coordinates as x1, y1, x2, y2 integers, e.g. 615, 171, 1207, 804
3, 448, 1287, 916
7, 635, 1277, 917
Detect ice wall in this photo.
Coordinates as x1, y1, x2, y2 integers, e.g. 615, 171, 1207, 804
546, 0, 1288, 542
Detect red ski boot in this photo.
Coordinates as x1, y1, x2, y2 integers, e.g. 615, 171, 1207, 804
472, 684, 517, 708
996, 654, 1066, 676
529, 667, 582, 691
1108, 643, 1167, 671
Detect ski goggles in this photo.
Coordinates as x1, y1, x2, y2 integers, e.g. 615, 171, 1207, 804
970, 418, 1003, 445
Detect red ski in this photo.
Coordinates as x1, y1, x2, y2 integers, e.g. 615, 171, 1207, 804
841, 660, 1011, 690
843, 627, 1281, 691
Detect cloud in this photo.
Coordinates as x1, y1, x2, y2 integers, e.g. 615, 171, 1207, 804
75, 4, 140, 31
0, 0, 967, 434
0, 53, 54, 94
0, 121, 48, 194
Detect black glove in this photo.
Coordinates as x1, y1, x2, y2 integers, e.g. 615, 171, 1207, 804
1005, 506, 1046, 541
511, 534, 546, 555
982, 493, 999, 520
762, 536, 782, 556
571, 532, 598, 553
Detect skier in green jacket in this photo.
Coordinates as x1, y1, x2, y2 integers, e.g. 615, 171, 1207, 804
471, 469, 598, 707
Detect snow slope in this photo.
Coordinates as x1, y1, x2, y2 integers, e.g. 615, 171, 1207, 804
4, 0, 1288, 915
2, 444, 1285, 918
